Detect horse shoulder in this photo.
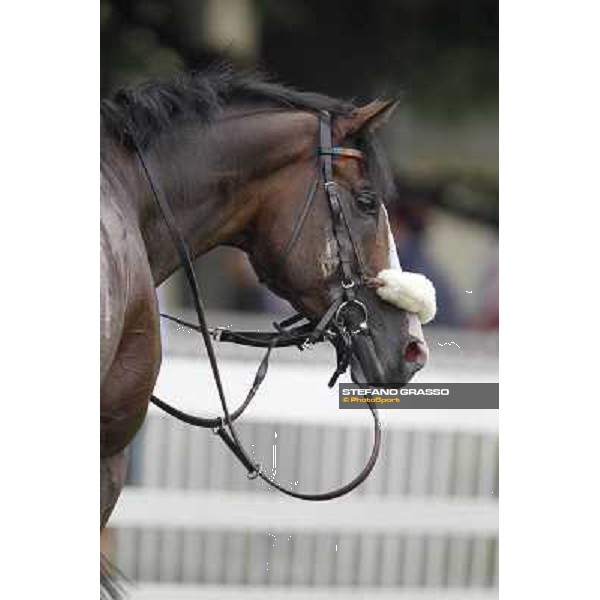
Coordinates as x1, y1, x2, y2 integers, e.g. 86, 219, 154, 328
100, 181, 161, 457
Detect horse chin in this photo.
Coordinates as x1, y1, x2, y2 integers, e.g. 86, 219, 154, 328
349, 353, 413, 387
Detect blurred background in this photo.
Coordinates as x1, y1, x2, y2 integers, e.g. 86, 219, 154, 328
101, 1, 498, 598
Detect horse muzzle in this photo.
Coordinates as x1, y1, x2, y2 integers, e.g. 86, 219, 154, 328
350, 312, 429, 385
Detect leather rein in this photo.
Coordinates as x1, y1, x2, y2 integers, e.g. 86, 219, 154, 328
134, 111, 383, 501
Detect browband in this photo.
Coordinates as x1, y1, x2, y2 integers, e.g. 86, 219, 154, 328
318, 147, 365, 160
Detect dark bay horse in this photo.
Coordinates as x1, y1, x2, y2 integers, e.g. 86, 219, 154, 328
100, 70, 434, 589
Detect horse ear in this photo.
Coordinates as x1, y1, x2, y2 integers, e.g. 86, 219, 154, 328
334, 98, 401, 140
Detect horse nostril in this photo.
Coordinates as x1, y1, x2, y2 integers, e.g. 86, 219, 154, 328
404, 339, 428, 366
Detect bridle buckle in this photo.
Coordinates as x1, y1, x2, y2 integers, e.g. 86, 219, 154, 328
247, 463, 263, 480
210, 326, 226, 342
302, 338, 315, 350
355, 321, 369, 334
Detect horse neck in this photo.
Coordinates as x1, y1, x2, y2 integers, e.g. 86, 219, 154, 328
128, 109, 317, 286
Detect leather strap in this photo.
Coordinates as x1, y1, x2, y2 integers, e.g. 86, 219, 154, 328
265, 175, 320, 287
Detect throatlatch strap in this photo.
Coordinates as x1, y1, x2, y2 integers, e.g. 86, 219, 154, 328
267, 175, 320, 286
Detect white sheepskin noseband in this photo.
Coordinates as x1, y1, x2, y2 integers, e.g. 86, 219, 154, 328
375, 269, 436, 324
376, 206, 437, 324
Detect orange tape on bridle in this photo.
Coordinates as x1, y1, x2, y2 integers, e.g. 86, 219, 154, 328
318, 147, 365, 161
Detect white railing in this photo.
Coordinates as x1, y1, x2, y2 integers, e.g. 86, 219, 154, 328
108, 351, 498, 598
129, 584, 498, 599
112, 490, 498, 535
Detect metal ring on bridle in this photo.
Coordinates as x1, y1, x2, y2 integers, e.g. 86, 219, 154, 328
335, 299, 368, 329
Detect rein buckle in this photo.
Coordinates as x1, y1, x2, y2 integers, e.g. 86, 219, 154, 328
247, 463, 263, 480
210, 326, 226, 342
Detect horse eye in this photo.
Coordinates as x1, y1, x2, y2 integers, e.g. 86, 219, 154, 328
356, 188, 378, 214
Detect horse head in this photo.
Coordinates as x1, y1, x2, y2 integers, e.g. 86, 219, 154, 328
102, 71, 435, 386
245, 101, 436, 385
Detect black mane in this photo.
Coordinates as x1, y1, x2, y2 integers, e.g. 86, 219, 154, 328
101, 67, 395, 202
101, 67, 354, 149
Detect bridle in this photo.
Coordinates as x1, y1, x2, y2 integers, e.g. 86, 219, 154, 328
134, 111, 385, 500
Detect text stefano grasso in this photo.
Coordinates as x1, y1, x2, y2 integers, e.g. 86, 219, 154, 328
342, 388, 450, 395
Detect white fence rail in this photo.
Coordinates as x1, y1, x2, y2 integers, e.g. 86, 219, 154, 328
129, 584, 498, 599
108, 352, 498, 597
113, 490, 498, 535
